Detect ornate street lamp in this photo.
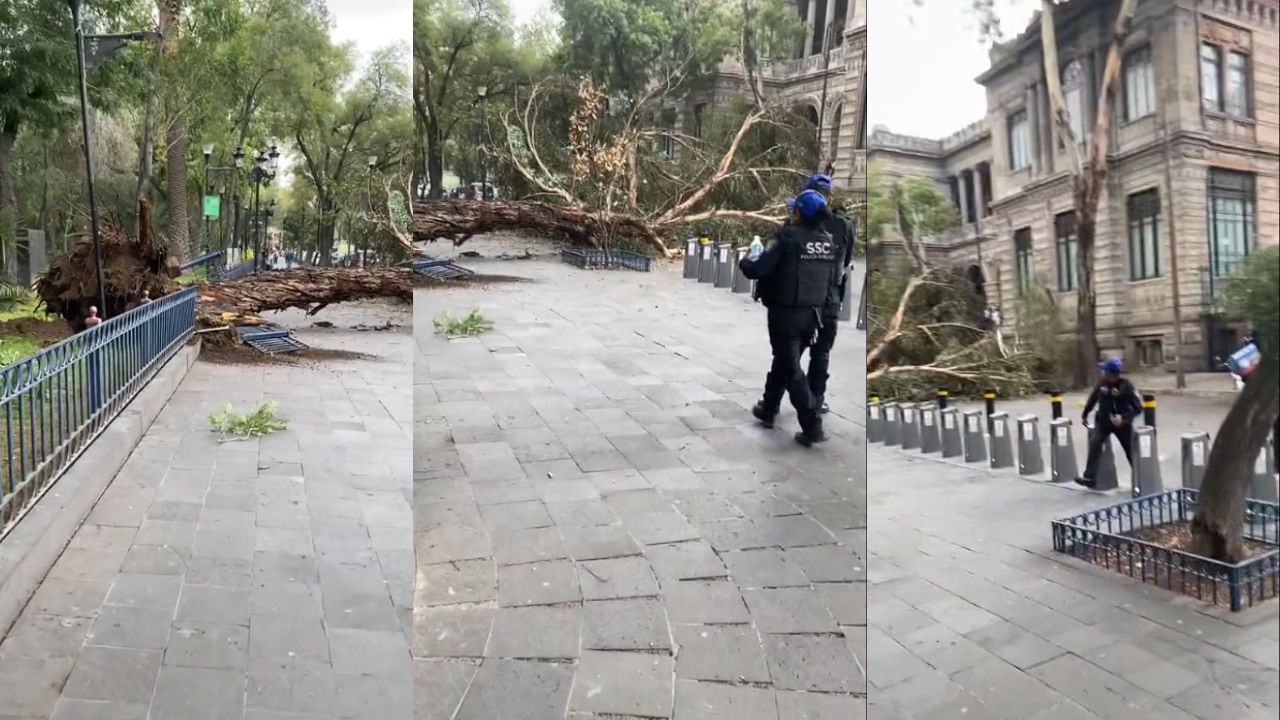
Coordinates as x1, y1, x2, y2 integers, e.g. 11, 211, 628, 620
248, 145, 280, 271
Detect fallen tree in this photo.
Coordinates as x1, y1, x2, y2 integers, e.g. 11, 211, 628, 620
195, 267, 413, 326
411, 198, 669, 252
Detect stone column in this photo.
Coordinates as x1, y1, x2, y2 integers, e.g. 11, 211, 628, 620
1027, 84, 1040, 175
957, 169, 971, 224
973, 166, 987, 225
805, 0, 819, 56
27, 230, 47, 281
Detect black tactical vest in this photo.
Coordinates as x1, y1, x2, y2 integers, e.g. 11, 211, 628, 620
757, 224, 838, 308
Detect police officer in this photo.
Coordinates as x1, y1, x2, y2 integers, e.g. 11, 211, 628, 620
1075, 357, 1142, 488
739, 189, 840, 447
802, 174, 855, 414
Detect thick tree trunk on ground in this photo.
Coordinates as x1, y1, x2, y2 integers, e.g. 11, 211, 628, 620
1192, 365, 1280, 562
196, 267, 412, 323
412, 199, 673, 257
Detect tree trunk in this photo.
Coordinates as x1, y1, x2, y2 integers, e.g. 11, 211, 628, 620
161, 0, 189, 264
317, 196, 336, 267
1073, 199, 1101, 386
196, 267, 412, 323
0, 120, 18, 278
134, 31, 163, 233
412, 199, 669, 256
426, 120, 445, 199
1192, 363, 1280, 562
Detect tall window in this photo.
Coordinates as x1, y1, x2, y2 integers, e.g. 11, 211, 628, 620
1008, 110, 1031, 170
1124, 46, 1155, 121
1227, 51, 1250, 117
1054, 211, 1079, 292
693, 103, 707, 138
830, 104, 843, 162
1062, 60, 1087, 142
1200, 43, 1222, 112
1127, 190, 1160, 280
1207, 169, 1255, 278
1015, 228, 1034, 294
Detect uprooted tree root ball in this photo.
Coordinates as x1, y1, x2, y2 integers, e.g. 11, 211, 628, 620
35, 208, 179, 331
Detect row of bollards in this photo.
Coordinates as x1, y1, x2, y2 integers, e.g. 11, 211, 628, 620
868, 391, 1278, 502
683, 236, 856, 323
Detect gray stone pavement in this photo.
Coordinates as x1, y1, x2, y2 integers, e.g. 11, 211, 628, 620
0, 304, 413, 719
868, 445, 1279, 720
414, 247, 867, 720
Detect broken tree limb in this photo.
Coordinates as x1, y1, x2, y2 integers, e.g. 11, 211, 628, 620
412, 199, 674, 258
195, 267, 413, 325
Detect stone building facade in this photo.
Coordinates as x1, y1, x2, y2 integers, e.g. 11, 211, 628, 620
669, 0, 866, 200
869, 0, 1279, 372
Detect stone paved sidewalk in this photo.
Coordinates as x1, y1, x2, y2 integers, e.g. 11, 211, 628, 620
0, 313, 413, 720
868, 446, 1279, 720
415, 253, 867, 720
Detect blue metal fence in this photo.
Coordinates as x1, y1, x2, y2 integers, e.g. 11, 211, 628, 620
1, 286, 197, 532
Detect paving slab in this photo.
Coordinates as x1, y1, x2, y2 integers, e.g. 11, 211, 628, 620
868, 446, 1280, 720
0, 305, 412, 720
415, 251, 866, 718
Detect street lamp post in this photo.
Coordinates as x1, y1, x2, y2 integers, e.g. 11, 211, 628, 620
66, 2, 158, 321
232, 146, 245, 262
202, 144, 213, 254
816, 21, 836, 171
476, 86, 488, 200
366, 156, 377, 268
201, 145, 239, 265
247, 145, 280, 271
68, 0, 107, 320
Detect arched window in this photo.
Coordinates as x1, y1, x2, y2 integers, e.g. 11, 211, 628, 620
807, 105, 820, 127
1062, 60, 1087, 142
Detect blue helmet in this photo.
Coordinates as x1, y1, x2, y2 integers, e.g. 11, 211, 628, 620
1098, 357, 1123, 374
805, 173, 833, 192
793, 189, 827, 220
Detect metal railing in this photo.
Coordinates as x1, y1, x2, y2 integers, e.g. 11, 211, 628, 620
1, 286, 197, 533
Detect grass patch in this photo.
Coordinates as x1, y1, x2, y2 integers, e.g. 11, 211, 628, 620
433, 309, 494, 337
0, 336, 42, 367
209, 401, 288, 441
0, 284, 42, 323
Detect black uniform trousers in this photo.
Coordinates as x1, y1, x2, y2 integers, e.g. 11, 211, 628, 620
761, 307, 821, 433
808, 314, 838, 404
1082, 421, 1135, 480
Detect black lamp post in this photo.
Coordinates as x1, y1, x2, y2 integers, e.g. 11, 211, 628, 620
365, 155, 377, 267
201, 146, 237, 259
816, 21, 837, 170
247, 145, 280, 271
67, 1, 156, 320
231, 146, 245, 261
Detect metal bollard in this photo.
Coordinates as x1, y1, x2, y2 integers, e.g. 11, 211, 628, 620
940, 407, 962, 458
882, 403, 901, 446
900, 403, 921, 450
683, 238, 698, 279
983, 390, 997, 437
715, 243, 734, 288
1092, 431, 1120, 491
989, 412, 1014, 469
1049, 418, 1078, 482
697, 236, 715, 283
919, 404, 941, 454
1250, 442, 1277, 502
963, 409, 988, 464
936, 388, 949, 409
732, 247, 752, 293
867, 396, 883, 443
1132, 425, 1164, 497
1049, 390, 1063, 420
1017, 415, 1044, 476
1142, 393, 1156, 428
1180, 432, 1209, 490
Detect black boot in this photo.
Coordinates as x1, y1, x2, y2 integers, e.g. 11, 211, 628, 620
816, 399, 830, 415
794, 418, 828, 447
752, 402, 778, 428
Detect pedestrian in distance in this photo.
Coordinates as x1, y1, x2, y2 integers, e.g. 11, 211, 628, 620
802, 173, 856, 414
739, 189, 841, 447
1075, 357, 1142, 488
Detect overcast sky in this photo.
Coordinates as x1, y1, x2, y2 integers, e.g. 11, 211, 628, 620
869, 0, 1037, 139
327, 0, 413, 70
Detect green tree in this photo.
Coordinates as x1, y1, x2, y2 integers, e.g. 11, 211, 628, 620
1193, 247, 1280, 562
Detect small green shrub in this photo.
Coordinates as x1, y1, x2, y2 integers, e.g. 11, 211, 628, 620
209, 401, 288, 440
433, 309, 494, 337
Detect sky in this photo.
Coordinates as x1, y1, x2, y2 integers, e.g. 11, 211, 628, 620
326, 0, 413, 71
511, 0, 554, 25
868, 0, 1037, 139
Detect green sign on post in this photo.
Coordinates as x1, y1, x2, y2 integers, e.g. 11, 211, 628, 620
202, 195, 221, 218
